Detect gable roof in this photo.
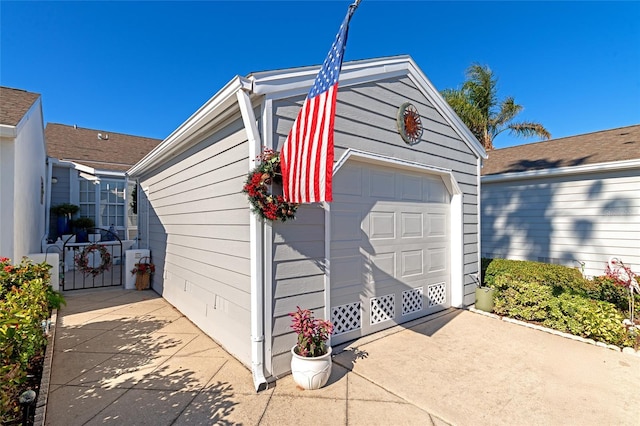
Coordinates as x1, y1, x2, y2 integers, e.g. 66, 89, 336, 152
129, 55, 486, 176
482, 124, 640, 177
46, 123, 162, 172
0, 86, 40, 127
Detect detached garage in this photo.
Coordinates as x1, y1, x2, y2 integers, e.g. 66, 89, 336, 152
128, 55, 486, 389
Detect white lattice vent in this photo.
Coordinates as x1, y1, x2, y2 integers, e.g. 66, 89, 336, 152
428, 282, 446, 307
402, 287, 423, 315
370, 294, 395, 325
331, 302, 361, 335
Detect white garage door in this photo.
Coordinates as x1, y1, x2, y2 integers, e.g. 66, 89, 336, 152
330, 161, 451, 345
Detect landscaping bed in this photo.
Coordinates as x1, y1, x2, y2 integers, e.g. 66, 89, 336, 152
1, 257, 64, 424
481, 258, 640, 350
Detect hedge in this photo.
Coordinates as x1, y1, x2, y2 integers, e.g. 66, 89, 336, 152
484, 258, 637, 349
0, 257, 64, 423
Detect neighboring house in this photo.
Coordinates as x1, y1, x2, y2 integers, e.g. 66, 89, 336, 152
45, 123, 162, 242
128, 55, 487, 389
481, 124, 640, 278
0, 86, 47, 261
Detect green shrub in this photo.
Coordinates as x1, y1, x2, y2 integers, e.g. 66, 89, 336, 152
544, 294, 631, 347
583, 275, 640, 315
492, 276, 554, 322
0, 257, 63, 422
484, 258, 587, 294
488, 259, 634, 348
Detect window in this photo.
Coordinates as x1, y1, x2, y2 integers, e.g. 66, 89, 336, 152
100, 180, 126, 228
79, 179, 97, 219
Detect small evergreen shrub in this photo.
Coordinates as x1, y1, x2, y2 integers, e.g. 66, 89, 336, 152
543, 294, 630, 347
485, 258, 635, 348
484, 258, 587, 293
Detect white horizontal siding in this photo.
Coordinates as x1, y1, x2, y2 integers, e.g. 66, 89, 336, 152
482, 169, 640, 277
138, 116, 252, 366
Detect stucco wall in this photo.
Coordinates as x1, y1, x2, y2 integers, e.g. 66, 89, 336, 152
0, 99, 46, 260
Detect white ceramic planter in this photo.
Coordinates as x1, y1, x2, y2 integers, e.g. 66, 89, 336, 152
290, 345, 333, 390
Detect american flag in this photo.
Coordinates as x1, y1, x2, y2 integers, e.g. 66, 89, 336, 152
281, 4, 358, 204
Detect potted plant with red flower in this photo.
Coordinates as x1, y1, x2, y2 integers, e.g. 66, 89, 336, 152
289, 306, 334, 390
131, 257, 154, 290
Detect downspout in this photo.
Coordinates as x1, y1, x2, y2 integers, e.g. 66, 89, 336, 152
236, 88, 268, 392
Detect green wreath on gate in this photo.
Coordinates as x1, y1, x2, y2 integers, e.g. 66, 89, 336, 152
74, 244, 112, 276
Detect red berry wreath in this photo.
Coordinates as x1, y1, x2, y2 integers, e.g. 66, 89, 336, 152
243, 149, 298, 222
74, 244, 112, 277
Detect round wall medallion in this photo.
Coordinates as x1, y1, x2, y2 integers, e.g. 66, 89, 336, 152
397, 102, 423, 145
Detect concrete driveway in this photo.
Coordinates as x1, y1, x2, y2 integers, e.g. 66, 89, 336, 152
333, 309, 640, 425
45, 288, 639, 425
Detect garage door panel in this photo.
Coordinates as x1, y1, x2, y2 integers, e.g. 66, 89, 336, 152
401, 249, 424, 277
331, 161, 451, 345
369, 170, 396, 199
401, 212, 424, 238
427, 248, 447, 273
427, 213, 447, 237
331, 284, 366, 302
332, 210, 363, 241
401, 175, 423, 201
369, 211, 395, 240
333, 166, 362, 196
332, 255, 364, 289
425, 176, 450, 203
369, 252, 396, 280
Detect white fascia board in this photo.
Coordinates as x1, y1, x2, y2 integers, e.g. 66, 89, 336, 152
482, 159, 640, 183
334, 148, 462, 195
404, 59, 487, 160
50, 158, 124, 178
251, 56, 412, 98
128, 76, 252, 177
0, 124, 17, 139
93, 169, 126, 178
251, 55, 487, 161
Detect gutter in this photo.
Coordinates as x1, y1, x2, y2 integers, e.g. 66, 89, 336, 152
0, 124, 17, 139
482, 158, 640, 183
236, 88, 268, 392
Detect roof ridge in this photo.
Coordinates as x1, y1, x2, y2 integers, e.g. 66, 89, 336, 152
46, 122, 161, 140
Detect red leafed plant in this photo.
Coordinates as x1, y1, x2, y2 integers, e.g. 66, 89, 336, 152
131, 262, 155, 276
289, 306, 333, 358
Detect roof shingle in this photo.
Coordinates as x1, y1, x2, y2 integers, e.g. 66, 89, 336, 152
45, 123, 162, 172
0, 86, 40, 126
482, 124, 640, 176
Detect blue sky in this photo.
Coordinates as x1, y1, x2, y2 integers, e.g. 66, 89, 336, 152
2, 1, 639, 149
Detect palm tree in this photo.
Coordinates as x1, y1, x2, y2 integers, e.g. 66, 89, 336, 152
442, 64, 550, 151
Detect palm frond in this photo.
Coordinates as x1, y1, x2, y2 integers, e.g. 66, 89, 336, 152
463, 64, 497, 119
505, 122, 551, 140
441, 88, 485, 141
490, 97, 523, 134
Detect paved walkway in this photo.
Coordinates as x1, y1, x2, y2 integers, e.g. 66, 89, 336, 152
46, 288, 640, 425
